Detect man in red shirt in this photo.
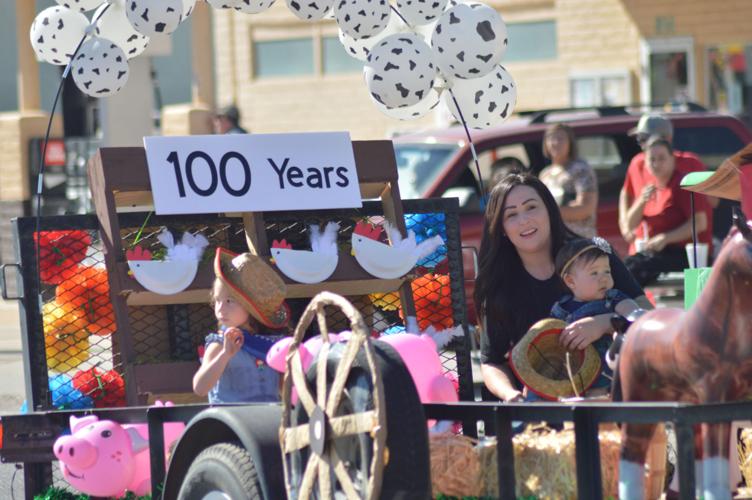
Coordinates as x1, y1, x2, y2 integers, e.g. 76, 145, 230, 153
619, 113, 714, 255
619, 135, 710, 286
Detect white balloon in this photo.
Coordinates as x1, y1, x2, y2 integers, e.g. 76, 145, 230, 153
71, 37, 130, 97
364, 33, 436, 109
373, 87, 440, 120
338, 11, 402, 61
30, 6, 89, 66
395, 0, 447, 26
233, 0, 276, 14
431, 2, 508, 79
206, 0, 235, 7
125, 0, 183, 36
56, 0, 103, 13
181, 0, 197, 20
286, 0, 333, 21
442, 65, 516, 129
334, 0, 391, 40
93, 1, 150, 59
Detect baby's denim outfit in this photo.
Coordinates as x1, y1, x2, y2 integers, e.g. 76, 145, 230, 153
204, 329, 280, 404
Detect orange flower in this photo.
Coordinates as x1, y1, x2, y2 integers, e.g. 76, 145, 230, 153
411, 273, 454, 331
56, 266, 116, 335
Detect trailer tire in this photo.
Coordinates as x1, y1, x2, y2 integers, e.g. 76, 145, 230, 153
178, 442, 263, 500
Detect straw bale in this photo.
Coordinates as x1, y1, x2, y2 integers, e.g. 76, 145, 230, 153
739, 428, 752, 488
477, 424, 624, 499
429, 433, 483, 498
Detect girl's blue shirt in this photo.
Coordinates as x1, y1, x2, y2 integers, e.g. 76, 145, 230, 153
203, 329, 280, 404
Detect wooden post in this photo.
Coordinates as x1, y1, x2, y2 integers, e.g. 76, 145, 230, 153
16, 0, 41, 112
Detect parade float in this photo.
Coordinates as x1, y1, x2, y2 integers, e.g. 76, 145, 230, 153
4, 0, 752, 499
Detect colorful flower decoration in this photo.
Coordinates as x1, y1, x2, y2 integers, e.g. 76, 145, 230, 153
56, 265, 115, 335
72, 367, 126, 408
411, 273, 454, 331
405, 213, 447, 268
43, 302, 90, 372
35, 230, 91, 285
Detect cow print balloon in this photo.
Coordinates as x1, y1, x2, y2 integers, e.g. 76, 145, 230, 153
442, 64, 516, 129
71, 37, 130, 97
286, 0, 333, 21
334, 0, 391, 40
93, 1, 150, 59
364, 33, 436, 109
233, 0, 277, 14
396, 0, 448, 26
338, 12, 402, 61
56, 0, 103, 13
431, 2, 507, 79
372, 87, 440, 120
181, 0, 197, 20
30, 6, 89, 66
125, 0, 183, 36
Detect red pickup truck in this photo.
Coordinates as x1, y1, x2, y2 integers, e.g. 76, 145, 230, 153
393, 106, 752, 322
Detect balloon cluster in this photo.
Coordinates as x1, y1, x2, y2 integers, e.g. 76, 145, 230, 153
30, 0, 516, 129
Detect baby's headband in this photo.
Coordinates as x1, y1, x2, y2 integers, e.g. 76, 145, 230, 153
560, 237, 612, 277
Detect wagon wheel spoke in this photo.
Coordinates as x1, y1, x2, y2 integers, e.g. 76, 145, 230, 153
316, 342, 331, 409
318, 451, 333, 499
298, 453, 320, 500
281, 423, 311, 453
328, 410, 377, 439
326, 335, 364, 414
291, 348, 316, 415
330, 446, 360, 499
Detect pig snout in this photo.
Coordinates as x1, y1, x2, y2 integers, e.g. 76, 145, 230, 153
54, 436, 97, 469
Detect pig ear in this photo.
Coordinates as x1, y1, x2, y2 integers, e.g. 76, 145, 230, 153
126, 427, 149, 454
70, 415, 99, 433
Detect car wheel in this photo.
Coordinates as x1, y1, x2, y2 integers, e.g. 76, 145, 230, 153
178, 442, 263, 500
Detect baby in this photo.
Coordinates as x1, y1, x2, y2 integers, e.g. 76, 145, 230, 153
551, 237, 640, 390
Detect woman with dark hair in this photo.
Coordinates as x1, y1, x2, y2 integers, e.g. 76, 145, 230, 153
539, 123, 598, 237
474, 173, 650, 402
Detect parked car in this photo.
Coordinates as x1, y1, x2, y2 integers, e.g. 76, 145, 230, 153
393, 105, 752, 322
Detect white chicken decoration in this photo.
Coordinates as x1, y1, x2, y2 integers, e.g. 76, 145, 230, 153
126, 228, 209, 295
270, 222, 340, 284
351, 221, 444, 279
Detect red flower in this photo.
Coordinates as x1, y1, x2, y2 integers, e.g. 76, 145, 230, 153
35, 230, 91, 285
71, 367, 126, 408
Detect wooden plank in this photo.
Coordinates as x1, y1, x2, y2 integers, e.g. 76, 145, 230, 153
242, 212, 268, 256
114, 190, 154, 210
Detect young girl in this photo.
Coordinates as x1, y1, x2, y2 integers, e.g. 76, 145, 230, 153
193, 247, 291, 403
551, 237, 641, 390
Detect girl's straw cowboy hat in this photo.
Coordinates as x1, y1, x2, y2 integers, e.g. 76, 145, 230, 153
509, 318, 601, 401
214, 247, 291, 329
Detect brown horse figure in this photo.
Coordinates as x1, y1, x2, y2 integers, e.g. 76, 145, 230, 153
617, 210, 752, 500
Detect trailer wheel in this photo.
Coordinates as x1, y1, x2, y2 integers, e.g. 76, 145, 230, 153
280, 292, 430, 500
177, 442, 262, 500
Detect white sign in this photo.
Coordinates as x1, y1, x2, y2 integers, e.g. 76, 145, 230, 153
144, 132, 362, 214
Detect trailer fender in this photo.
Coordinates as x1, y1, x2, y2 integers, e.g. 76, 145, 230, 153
163, 404, 284, 500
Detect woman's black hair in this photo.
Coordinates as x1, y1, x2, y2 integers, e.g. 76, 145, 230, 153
474, 173, 575, 352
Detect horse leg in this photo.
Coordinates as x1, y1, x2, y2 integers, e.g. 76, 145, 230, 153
619, 422, 656, 500
667, 424, 705, 498
700, 422, 732, 500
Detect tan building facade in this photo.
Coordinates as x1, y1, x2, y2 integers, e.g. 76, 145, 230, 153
211, 0, 752, 139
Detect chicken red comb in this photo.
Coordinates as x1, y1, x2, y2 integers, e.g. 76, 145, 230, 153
353, 222, 382, 240
271, 239, 293, 249
125, 246, 152, 261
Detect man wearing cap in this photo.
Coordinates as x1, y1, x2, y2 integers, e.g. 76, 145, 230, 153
618, 113, 714, 255
213, 104, 248, 134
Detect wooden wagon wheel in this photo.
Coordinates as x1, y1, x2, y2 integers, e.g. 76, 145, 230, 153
280, 292, 388, 500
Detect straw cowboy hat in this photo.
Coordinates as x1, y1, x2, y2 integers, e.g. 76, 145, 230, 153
214, 247, 291, 329
509, 318, 601, 401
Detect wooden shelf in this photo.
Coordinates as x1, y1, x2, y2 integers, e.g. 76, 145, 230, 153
133, 361, 199, 395
121, 254, 405, 305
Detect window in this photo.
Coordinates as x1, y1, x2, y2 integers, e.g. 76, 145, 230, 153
674, 126, 746, 169
394, 143, 459, 199
640, 37, 696, 105
254, 38, 314, 78
706, 44, 752, 115
322, 36, 363, 74
576, 136, 623, 200
505, 21, 557, 62
570, 71, 631, 107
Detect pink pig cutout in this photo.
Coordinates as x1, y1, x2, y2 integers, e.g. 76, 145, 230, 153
53, 401, 185, 498
266, 332, 458, 407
